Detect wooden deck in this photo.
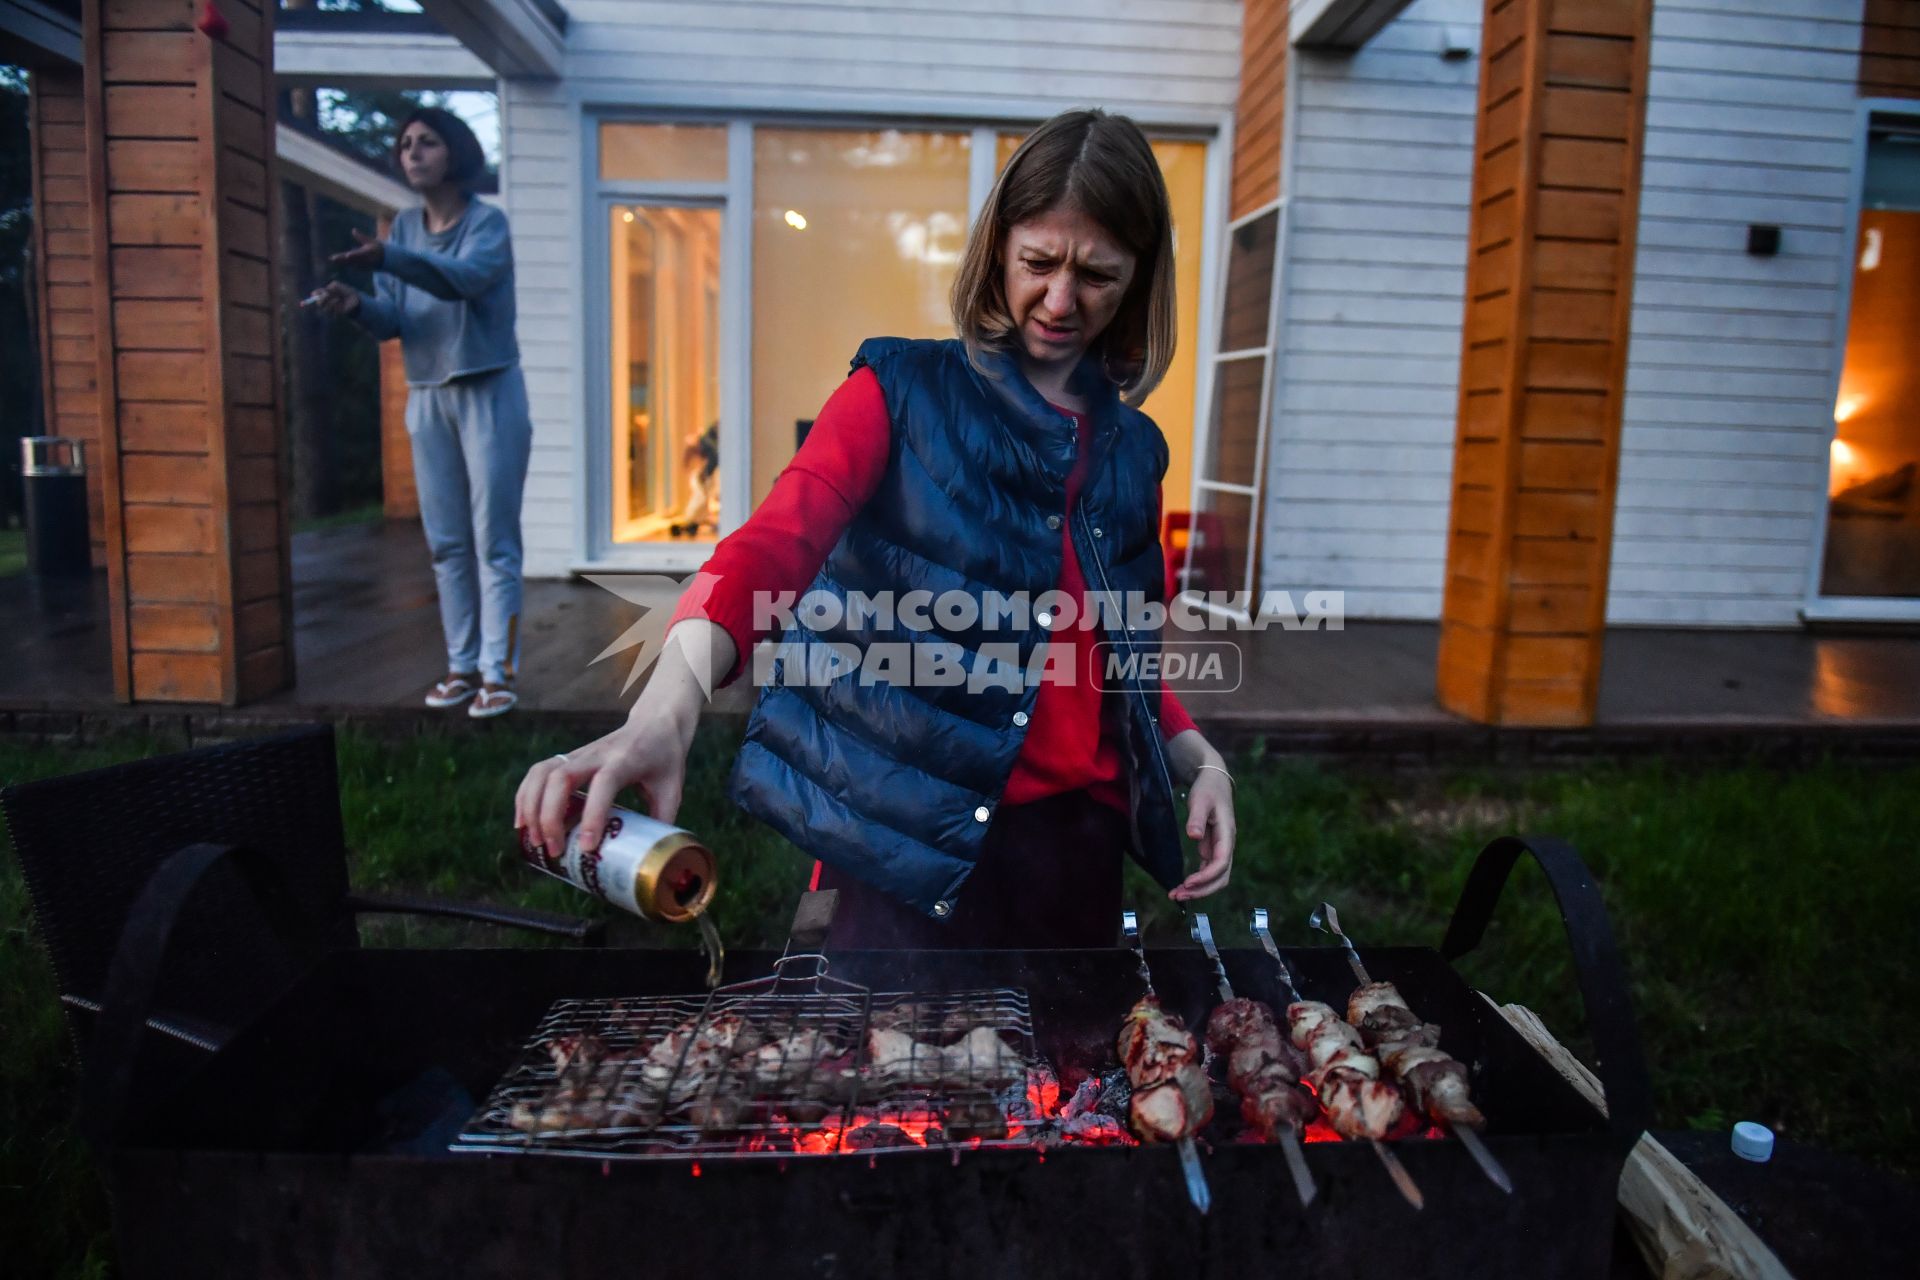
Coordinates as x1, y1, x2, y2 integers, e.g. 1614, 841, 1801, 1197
2, 520, 1918, 748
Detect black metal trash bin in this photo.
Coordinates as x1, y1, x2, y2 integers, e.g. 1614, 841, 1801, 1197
21, 436, 90, 577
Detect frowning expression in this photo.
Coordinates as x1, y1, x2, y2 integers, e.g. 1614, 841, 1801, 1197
1000, 205, 1138, 375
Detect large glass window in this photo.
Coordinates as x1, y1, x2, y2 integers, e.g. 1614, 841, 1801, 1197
601, 123, 728, 183
1822, 124, 1920, 599
751, 128, 972, 503
609, 204, 723, 544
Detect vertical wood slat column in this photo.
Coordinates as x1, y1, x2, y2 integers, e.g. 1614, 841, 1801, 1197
376, 213, 419, 520
1436, 0, 1652, 726
1231, 0, 1289, 219
82, 0, 293, 705
27, 68, 107, 565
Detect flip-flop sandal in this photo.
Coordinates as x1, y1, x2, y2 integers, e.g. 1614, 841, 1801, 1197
469, 686, 519, 719
425, 675, 478, 708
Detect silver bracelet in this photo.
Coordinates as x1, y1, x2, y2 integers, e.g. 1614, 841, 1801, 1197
1192, 762, 1234, 791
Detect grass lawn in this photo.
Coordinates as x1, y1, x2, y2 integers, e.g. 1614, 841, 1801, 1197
0, 527, 25, 579
3, 725, 1916, 1277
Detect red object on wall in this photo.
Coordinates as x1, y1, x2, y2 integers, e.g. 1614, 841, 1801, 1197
1161, 510, 1228, 599
196, 1, 230, 40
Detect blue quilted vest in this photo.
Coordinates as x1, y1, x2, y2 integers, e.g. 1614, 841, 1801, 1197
727, 337, 1184, 919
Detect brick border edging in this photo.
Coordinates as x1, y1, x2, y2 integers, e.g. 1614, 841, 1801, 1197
3, 705, 1918, 767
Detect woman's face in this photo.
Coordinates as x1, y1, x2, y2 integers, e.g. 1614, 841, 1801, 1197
1000, 204, 1138, 376
397, 121, 451, 191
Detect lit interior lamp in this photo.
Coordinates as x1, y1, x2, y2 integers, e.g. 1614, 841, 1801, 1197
1833, 395, 1862, 423
622, 210, 635, 224
784, 210, 808, 231
1860, 227, 1883, 272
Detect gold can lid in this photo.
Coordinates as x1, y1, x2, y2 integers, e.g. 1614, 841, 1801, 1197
637, 836, 717, 924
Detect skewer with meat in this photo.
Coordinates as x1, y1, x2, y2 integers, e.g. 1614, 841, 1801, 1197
1203, 998, 1317, 1140
1345, 983, 1484, 1131
1284, 1000, 1409, 1141
1116, 996, 1214, 1143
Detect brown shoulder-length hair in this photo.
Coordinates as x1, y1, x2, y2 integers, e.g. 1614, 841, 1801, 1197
950, 109, 1176, 408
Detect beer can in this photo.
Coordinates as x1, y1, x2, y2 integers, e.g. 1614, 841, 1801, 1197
520, 795, 717, 924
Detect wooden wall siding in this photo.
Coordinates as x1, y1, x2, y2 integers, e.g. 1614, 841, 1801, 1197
1862, 0, 1920, 96
28, 67, 107, 564
1434, 0, 1652, 726
83, 0, 292, 705
1264, 0, 1862, 628
1234, 0, 1289, 218
501, 2, 1241, 576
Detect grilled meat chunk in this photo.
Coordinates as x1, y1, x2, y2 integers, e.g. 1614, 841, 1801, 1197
1206, 998, 1316, 1142
1117, 998, 1214, 1143
1379, 1042, 1486, 1131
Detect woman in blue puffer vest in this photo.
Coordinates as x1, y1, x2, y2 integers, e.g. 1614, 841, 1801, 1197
517, 110, 1237, 947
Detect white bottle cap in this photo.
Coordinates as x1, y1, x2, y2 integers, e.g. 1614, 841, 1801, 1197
1731, 1121, 1774, 1163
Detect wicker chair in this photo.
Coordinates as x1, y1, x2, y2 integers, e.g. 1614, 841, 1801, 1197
1, 723, 601, 1141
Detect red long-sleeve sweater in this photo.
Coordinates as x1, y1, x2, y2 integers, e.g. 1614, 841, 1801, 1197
668, 366, 1196, 815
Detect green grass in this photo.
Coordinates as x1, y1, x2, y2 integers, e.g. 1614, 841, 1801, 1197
3, 727, 1917, 1277
0, 527, 25, 579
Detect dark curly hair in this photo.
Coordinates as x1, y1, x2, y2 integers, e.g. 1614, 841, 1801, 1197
390, 106, 487, 191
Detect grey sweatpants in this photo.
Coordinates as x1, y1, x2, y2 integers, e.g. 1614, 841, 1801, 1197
406, 364, 533, 686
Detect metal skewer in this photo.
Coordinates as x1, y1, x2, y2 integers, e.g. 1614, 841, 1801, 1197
1121, 911, 1212, 1216
1190, 913, 1318, 1208
1309, 902, 1513, 1196
1253, 909, 1426, 1211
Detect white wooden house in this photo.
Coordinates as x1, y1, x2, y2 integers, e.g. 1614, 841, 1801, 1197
10, 0, 1918, 717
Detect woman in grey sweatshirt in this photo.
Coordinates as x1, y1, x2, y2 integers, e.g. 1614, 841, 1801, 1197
313, 107, 530, 718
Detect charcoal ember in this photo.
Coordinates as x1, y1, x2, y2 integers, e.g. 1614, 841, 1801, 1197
945, 1094, 1009, 1143
841, 1123, 919, 1151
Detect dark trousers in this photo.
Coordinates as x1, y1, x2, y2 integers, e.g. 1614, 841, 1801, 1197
817, 790, 1128, 950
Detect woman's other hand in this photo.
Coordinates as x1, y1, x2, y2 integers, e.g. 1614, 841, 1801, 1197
309, 280, 360, 317
1164, 732, 1235, 902
329, 227, 386, 271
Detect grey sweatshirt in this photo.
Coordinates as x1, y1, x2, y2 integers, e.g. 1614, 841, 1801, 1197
353, 199, 520, 387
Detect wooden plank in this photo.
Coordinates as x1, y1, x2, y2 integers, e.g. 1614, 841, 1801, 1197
235, 503, 278, 554
117, 299, 206, 350
40, 145, 87, 179
225, 354, 274, 406
127, 552, 217, 603
122, 453, 214, 505
221, 152, 268, 211
121, 402, 209, 453
45, 230, 90, 256
109, 246, 202, 298
1463, 339, 1508, 392
1547, 0, 1636, 39
105, 0, 198, 31
51, 337, 94, 364
102, 31, 200, 85
1504, 634, 1595, 683
1518, 440, 1605, 490
237, 647, 289, 704
109, 193, 201, 245
1493, 679, 1586, 725
45, 254, 91, 285
1539, 138, 1627, 190
230, 455, 278, 505
1525, 340, 1612, 391
1511, 535, 1600, 584
1545, 34, 1633, 90
212, 40, 263, 108
41, 174, 87, 204
49, 308, 98, 340
222, 304, 272, 358
229, 406, 276, 457
44, 202, 92, 232
104, 85, 199, 141
106, 139, 198, 192
219, 202, 271, 261
215, 95, 267, 165
1535, 189, 1619, 241
131, 652, 224, 703
125, 504, 215, 554
39, 91, 85, 124
1521, 389, 1610, 440
1515, 491, 1599, 541
1541, 87, 1631, 140
237, 599, 282, 654
1533, 240, 1616, 291
128, 602, 220, 653
1508, 583, 1592, 635
116, 350, 205, 401
235, 548, 279, 602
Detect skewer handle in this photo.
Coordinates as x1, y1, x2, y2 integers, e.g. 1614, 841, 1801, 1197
1120, 909, 1154, 995
1190, 913, 1234, 1004
1370, 1139, 1425, 1211
1177, 1136, 1213, 1215
1453, 1124, 1514, 1195
1249, 908, 1302, 1002
1309, 901, 1373, 988
1280, 1130, 1319, 1209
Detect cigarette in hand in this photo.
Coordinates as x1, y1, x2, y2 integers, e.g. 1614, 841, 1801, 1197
300, 291, 326, 308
